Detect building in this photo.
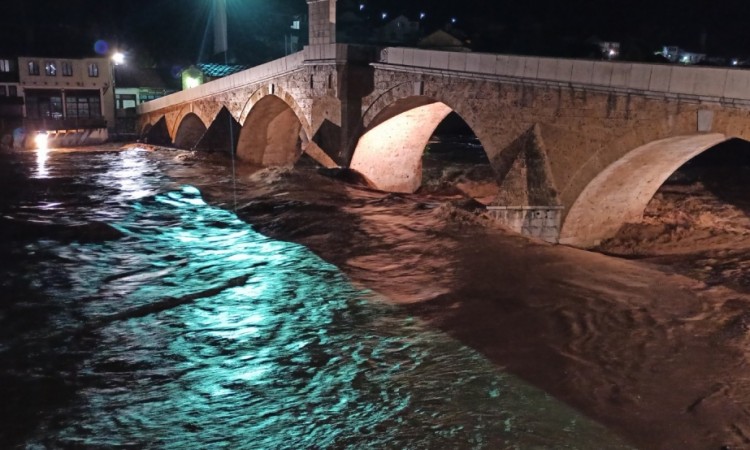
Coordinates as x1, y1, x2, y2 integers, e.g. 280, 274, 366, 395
418, 29, 471, 52
114, 65, 177, 138
180, 63, 250, 91
0, 56, 22, 146
377, 15, 421, 45
658, 46, 706, 65
18, 55, 114, 147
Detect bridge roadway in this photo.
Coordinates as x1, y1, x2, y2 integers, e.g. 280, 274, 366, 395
138, 43, 750, 247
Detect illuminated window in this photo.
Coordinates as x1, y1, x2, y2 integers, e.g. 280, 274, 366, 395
45, 61, 57, 76
116, 93, 137, 109
61, 61, 73, 77
28, 60, 40, 76
0, 59, 10, 72
88, 62, 99, 77
66, 91, 101, 118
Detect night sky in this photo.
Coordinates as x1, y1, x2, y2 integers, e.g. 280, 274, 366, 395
2, 0, 750, 66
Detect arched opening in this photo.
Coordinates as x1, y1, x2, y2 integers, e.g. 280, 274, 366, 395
194, 107, 241, 155
420, 112, 497, 204
173, 113, 207, 150
142, 117, 172, 147
236, 95, 303, 166
351, 98, 495, 202
140, 123, 152, 139
560, 134, 729, 248
595, 137, 750, 254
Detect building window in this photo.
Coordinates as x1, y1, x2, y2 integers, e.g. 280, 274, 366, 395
61, 61, 73, 77
0, 59, 10, 72
116, 93, 137, 109
0, 86, 6, 97
25, 91, 64, 119
28, 60, 40, 76
88, 63, 99, 77
65, 91, 102, 118
45, 61, 57, 76
8, 86, 17, 97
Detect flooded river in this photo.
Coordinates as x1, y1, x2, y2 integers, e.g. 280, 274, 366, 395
0, 147, 633, 449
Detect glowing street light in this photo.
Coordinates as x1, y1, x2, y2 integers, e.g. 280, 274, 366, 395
111, 52, 125, 137
112, 52, 125, 66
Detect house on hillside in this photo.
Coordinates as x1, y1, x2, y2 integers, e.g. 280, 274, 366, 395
418, 29, 471, 52
377, 15, 421, 46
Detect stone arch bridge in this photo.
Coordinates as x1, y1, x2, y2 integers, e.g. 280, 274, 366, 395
138, 43, 750, 248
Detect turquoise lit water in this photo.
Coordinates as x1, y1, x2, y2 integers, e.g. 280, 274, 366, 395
0, 148, 633, 449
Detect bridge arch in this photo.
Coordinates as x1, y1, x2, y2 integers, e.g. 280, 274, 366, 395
559, 133, 730, 247
142, 116, 172, 147
351, 96, 490, 193
237, 88, 312, 166
173, 113, 208, 149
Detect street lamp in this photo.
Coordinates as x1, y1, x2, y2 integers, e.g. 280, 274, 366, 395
111, 52, 125, 139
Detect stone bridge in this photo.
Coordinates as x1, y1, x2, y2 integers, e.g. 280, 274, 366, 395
137, 0, 750, 248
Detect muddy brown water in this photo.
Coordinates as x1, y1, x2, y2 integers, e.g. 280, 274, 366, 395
3, 143, 750, 450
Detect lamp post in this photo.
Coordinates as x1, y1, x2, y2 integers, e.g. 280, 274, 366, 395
111, 52, 125, 140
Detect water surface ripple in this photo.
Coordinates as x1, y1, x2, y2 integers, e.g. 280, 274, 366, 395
0, 148, 631, 449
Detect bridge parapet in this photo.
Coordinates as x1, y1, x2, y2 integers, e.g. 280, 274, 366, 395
376, 47, 750, 106
137, 51, 307, 115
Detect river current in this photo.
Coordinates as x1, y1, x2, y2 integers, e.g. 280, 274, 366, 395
0, 147, 632, 449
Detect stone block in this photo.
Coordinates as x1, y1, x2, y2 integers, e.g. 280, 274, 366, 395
537, 58, 558, 81
465, 53, 481, 73
388, 47, 404, 65
690, 68, 726, 97
448, 52, 467, 72
413, 49, 430, 68
494, 55, 510, 76
570, 60, 594, 84
609, 63, 630, 88
429, 51, 450, 70
401, 48, 415, 66
627, 64, 653, 90
723, 70, 750, 100
667, 66, 695, 95
648, 65, 672, 92
591, 62, 614, 86
554, 59, 574, 82
506, 56, 526, 78
523, 57, 540, 79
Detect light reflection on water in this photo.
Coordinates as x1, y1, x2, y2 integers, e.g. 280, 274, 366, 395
3, 150, 632, 449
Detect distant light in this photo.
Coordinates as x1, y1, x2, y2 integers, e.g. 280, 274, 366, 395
359, 3, 365, 11
35, 131, 49, 150
184, 76, 202, 89
112, 52, 125, 65
451, 17, 457, 24
381, 12, 388, 20
732, 59, 739, 66
419, 12, 426, 20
